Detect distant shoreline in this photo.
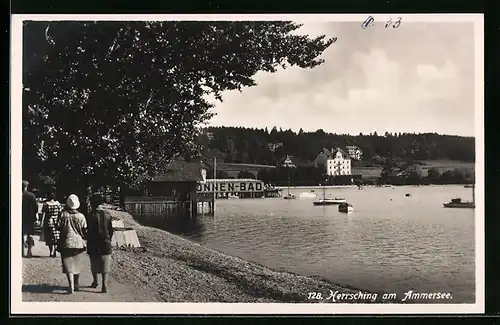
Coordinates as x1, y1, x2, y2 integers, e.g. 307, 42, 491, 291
276, 184, 473, 190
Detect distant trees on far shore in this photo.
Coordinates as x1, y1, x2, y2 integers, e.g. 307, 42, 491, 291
200, 127, 475, 166
254, 165, 474, 186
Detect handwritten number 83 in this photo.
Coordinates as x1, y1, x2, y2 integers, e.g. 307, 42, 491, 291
385, 17, 402, 28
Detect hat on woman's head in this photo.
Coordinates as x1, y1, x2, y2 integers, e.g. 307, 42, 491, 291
66, 194, 80, 210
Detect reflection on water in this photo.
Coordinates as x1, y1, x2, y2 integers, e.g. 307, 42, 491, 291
135, 185, 476, 303
134, 212, 206, 237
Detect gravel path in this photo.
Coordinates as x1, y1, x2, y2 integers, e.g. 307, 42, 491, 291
23, 208, 399, 303
22, 235, 162, 302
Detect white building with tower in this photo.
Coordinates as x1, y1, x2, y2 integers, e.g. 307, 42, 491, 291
326, 148, 352, 176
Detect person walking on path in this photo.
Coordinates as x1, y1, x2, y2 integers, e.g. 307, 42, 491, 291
22, 180, 38, 258
57, 194, 87, 293
87, 195, 114, 293
41, 188, 62, 257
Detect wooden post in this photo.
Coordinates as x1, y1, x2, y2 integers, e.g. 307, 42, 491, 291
191, 187, 197, 219
213, 157, 217, 214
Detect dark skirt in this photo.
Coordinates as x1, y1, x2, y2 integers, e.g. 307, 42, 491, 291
43, 228, 60, 246
22, 220, 35, 236
60, 248, 86, 274
89, 254, 112, 274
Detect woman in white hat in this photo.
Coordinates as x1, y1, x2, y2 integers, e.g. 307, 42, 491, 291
56, 194, 87, 293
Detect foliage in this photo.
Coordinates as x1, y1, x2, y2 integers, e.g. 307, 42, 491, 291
216, 170, 231, 179
237, 170, 256, 179
430, 168, 474, 185
402, 164, 424, 185
379, 165, 397, 184
425, 167, 441, 182
23, 21, 335, 196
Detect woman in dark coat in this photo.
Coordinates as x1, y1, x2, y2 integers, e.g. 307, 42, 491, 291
87, 195, 114, 293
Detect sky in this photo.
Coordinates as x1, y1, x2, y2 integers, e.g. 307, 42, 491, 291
207, 21, 476, 137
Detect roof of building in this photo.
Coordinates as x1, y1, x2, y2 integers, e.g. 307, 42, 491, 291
203, 178, 262, 183
332, 147, 351, 159
281, 155, 297, 164
314, 148, 333, 161
150, 157, 207, 183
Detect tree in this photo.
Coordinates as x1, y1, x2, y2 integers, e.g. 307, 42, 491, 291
425, 167, 441, 183
216, 170, 230, 179
439, 170, 456, 184
257, 169, 269, 182
237, 170, 256, 179
380, 165, 396, 184
23, 21, 335, 211
404, 164, 424, 184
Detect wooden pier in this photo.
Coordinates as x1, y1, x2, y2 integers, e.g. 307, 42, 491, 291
124, 195, 214, 218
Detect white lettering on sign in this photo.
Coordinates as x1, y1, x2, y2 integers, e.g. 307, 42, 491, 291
196, 181, 264, 193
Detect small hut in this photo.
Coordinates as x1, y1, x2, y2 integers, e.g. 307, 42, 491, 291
146, 156, 206, 198
124, 156, 208, 218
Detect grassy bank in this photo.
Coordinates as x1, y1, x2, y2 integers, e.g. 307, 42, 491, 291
108, 209, 400, 303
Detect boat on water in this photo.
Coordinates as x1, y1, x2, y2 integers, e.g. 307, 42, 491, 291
313, 179, 346, 206
338, 202, 354, 213
299, 192, 316, 199
443, 184, 475, 209
228, 194, 239, 200
443, 198, 475, 209
313, 198, 347, 206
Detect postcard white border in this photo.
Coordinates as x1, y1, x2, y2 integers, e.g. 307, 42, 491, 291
10, 13, 485, 315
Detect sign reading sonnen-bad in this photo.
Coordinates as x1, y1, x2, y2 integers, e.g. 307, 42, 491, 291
197, 180, 264, 193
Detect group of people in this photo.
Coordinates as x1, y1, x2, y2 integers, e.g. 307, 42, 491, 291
22, 180, 114, 294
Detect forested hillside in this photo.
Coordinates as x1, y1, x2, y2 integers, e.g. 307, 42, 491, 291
197, 126, 475, 166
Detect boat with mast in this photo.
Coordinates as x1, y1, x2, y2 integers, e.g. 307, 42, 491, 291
283, 155, 296, 200
283, 185, 296, 200
313, 178, 346, 206
443, 183, 475, 209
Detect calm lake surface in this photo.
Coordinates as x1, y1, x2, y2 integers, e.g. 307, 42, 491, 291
143, 185, 476, 303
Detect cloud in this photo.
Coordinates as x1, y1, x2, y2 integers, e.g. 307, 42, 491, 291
208, 22, 475, 136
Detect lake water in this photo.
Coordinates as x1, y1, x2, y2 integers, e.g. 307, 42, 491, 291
141, 185, 476, 303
